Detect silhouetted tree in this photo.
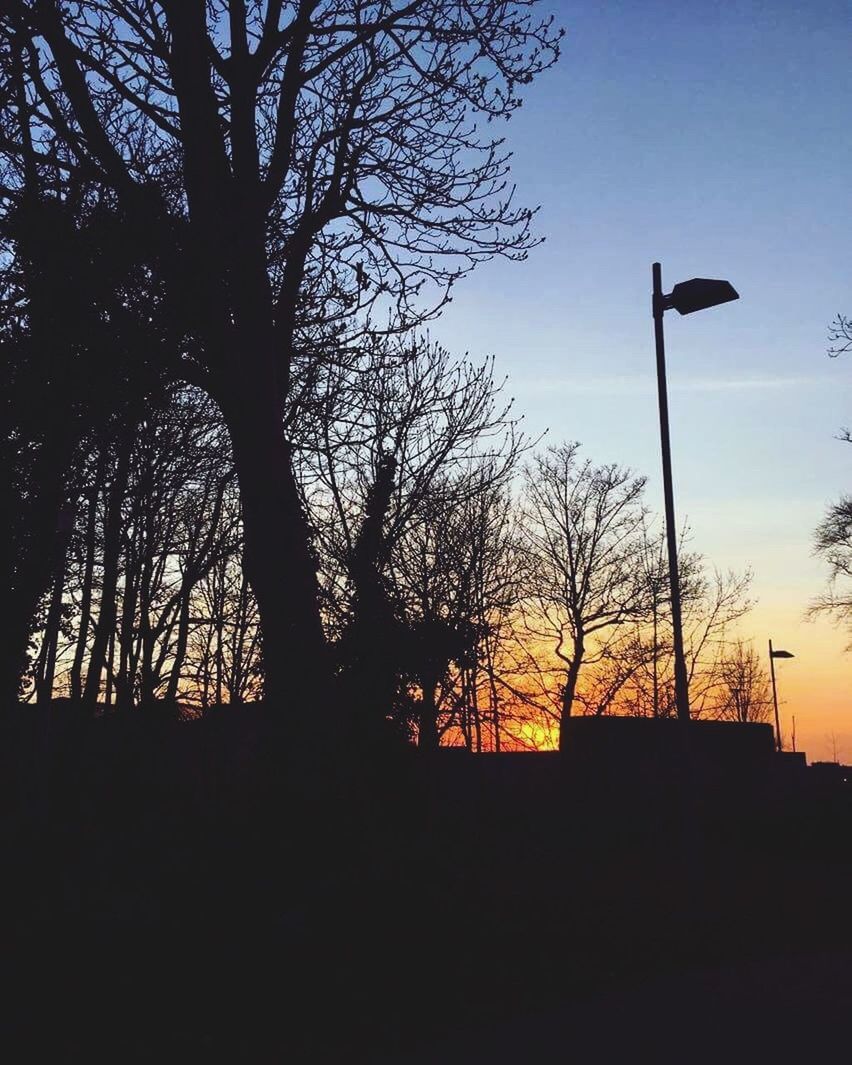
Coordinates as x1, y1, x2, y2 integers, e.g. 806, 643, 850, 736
712, 640, 772, 724
811, 495, 852, 643
303, 335, 524, 740
501, 478, 755, 742
809, 313, 852, 642
679, 565, 754, 717
443, 474, 524, 751
0, 192, 170, 704
333, 449, 401, 738
104, 392, 238, 709
82, 432, 133, 707
1, 19, 180, 700
520, 444, 648, 748
68, 445, 107, 700
24, 387, 251, 711
387, 466, 521, 748
612, 523, 752, 719
4, 0, 562, 715
609, 538, 752, 721
828, 314, 852, 361
188, 555, 262, 710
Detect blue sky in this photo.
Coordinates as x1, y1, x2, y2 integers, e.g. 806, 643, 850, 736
429, 0, 852, 757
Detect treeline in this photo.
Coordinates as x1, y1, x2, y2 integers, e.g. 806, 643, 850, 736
17, 362, 772, 748
1, 2, 772, 749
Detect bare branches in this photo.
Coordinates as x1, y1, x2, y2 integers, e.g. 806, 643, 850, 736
25, 0, 140, 193
710, 640, 772, 724
1, 2, 570, 718
813, 309, 852, 642
519, 443, 648, 736
811, 495, 852, 643
828, 313, 852, 360
30, 386, 258, 709
4, 0, 562, 364
296, 331, 524, 745
263, 0, 316, 205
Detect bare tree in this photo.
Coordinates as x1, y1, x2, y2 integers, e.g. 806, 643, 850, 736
108, 390, 238, 708
3, 0, 562, 714
82, 433, 133, 707
828, 314, 852, 360
811, 495, 852, 643
0, 189, 167, 704
810, 312, 852, 642
679, 566, 754, 717
188, 556, 262, 710
710, 640, 772, 724
387, 464, 522, 749
302, 336, 523, 622
299, 333, 524, 742
520, 443, 648, 748
452, 478, 525, 751
68, 446, 107, 700
34, 386, 251, 711
501, 486, 755, 742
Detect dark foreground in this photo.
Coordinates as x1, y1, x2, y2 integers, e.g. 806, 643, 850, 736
1, 706, 851, 1062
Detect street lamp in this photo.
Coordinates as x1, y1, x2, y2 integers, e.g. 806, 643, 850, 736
769, 640, 794, 752
652, 263, 739, 724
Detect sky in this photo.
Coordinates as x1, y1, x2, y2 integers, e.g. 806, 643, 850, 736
429, 0, 852, 760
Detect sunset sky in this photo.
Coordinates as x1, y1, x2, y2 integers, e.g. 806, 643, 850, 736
431, 0, 852, 760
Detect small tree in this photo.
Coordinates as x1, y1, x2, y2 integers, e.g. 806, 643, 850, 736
811, 313, 852, 642
388, 466, 522, 749
811, 495, 852, 644
712, 640, 772, 724
304, 335, 523, 742
520, 443, 648, 749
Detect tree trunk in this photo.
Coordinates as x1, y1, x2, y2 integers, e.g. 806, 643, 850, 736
558, 635, 584, 752
418, 676, 440, 751
116, 543, 138, 712
104, 627, 115, 709
200, 602, 214, 710
228, 572, 252, 702
223, 389, 327, 716
83, 439, 131, 707
137, 542, 156, 706
165, 589, 192, 704
70, 456, 103, 700
214, 566, 224, 706
4, 435, 74, 706
36, 504, 74, 704
651, 596, 660, 718
485, 637, 501, 753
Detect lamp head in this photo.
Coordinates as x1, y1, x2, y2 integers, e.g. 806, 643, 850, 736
667, 278, 739, 315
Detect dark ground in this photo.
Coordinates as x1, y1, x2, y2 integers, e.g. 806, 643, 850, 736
1, 706, 850, 1062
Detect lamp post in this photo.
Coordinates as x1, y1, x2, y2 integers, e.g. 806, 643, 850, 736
652, 263, 739, 724
769, 640, 794, 752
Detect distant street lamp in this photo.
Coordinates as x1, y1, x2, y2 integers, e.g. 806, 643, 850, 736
652, 263, 739, 724
769, 640, 795, 752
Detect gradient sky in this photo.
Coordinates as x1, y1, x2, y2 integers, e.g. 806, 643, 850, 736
429, 0, 852, 760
